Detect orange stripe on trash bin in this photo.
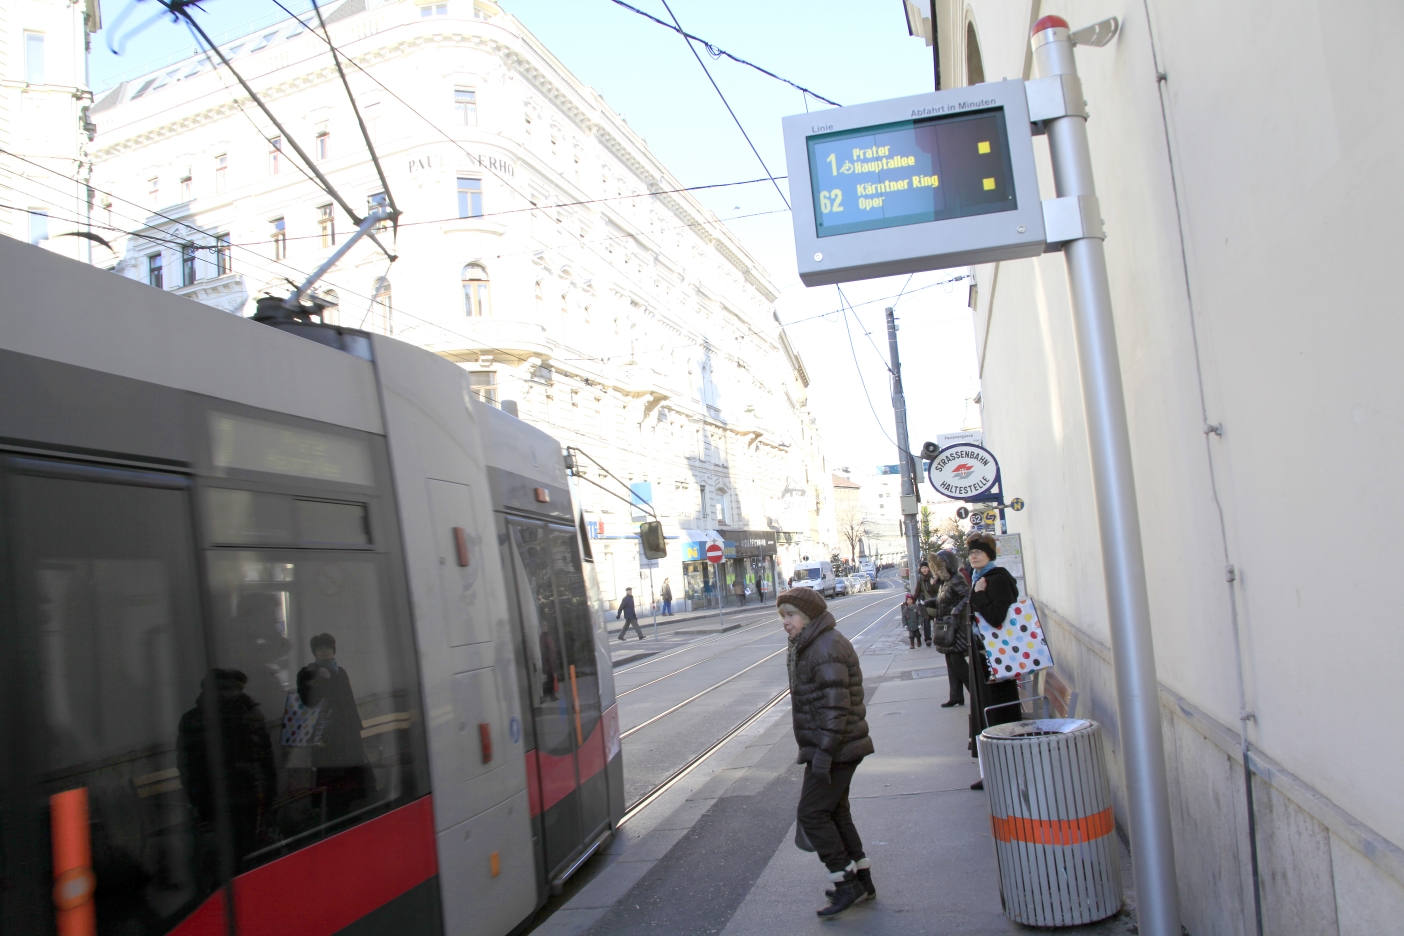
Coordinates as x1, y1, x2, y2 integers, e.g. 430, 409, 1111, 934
50, 788, 97, 936
990, 807, 1114, 846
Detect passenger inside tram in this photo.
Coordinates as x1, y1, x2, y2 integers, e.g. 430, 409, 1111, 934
297, 632, 373, 820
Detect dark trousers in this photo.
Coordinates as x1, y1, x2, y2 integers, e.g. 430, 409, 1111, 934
945, 651, 970, 703
797, 761, 865, 873
618, 616, 644, 640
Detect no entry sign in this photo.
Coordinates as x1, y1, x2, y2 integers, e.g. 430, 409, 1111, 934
706, 543, 724, 564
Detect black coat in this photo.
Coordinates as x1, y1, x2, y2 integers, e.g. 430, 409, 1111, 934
789, 610, 875, 765
298, 663, 367, 770
934, 574, 971, 653
970, 565, 1018, 630
616, 594, 637, 620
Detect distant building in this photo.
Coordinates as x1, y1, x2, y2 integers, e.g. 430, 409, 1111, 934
0, 0, 100, 262
87, 0, 830, 613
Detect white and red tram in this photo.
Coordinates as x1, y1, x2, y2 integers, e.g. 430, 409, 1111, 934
0, 234, 623, 936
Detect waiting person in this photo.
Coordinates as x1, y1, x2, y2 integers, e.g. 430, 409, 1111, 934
177, 668, 276, 861
778, 586, 876, 918
298, 633, 373, 819
616, 587, 644, 640
930, 549, 972, 708
734, 578, 746, 606
912, 558, 941, 647
966, 533, 1022, 790
661, 578, 673, 616
901, 594, 922, 650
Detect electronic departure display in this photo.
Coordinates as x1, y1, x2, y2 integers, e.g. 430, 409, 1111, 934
807, 110, 1016, 238
782, 82, 1046, 286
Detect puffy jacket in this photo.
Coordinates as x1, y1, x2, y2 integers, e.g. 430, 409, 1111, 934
790, 610, 875, 765
933, 574, 971, 653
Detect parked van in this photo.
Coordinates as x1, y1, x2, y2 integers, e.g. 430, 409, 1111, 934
789, 559, 835, 597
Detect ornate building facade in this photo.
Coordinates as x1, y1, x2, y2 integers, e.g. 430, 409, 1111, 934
88, 0, 835, 611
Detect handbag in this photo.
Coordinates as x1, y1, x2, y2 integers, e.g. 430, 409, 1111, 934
974, 597, 1053, 683
279, 691, 324, 748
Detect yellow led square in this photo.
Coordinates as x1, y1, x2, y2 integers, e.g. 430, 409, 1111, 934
983, 177, 996, 191
978, 141, 991, 154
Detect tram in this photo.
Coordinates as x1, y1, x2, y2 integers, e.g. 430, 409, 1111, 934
0, 234, 623, 936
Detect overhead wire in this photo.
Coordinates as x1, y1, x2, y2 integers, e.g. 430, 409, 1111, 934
837, 287, 900, 450
161, 0, 396, 262
657, 0, 789, 210
603, 0, 840, 107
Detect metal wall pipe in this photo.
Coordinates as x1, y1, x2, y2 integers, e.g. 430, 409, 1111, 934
1031, 17, 1182, 936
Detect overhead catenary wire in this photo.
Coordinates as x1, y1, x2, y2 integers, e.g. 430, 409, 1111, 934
603, 0, 839, 107
160, 0, 396, 263
657, 0, 789, 210
838, 287, 901, 451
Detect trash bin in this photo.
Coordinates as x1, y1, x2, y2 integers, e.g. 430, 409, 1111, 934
977, 718, 1122, 926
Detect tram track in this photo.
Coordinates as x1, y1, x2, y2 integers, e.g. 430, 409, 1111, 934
616, 592, 900, 824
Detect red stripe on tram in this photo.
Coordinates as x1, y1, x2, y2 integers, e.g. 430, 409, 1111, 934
233, 796, 438, 936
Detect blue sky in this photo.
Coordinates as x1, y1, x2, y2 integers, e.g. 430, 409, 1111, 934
90, 0, 983, 475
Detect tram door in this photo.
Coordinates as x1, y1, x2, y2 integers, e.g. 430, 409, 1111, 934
0, 458, 225, 935
505, 520, 610, 881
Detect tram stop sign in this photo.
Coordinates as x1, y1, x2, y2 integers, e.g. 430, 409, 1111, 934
706, 542, 724, 564
782, 81, 1045, 286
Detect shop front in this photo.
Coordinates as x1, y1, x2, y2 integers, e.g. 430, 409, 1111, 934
680, 530, 778, 610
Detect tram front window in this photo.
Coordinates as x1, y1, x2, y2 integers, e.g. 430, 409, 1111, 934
203, 552, 421, 870
4, 468, 214, 935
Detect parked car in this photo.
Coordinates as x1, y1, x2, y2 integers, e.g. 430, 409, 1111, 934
833, 577, 849, 596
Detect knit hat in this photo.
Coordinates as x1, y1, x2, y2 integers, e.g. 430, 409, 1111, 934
968, 533, 998, 562
777, 586, 827, 621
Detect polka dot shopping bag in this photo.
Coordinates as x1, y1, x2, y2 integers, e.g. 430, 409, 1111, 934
975, 597, 1054, 683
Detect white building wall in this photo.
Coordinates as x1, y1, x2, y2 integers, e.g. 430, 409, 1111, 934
942, 1, 1404, 932
88, 0, 830, 611
1, 0, 97, 262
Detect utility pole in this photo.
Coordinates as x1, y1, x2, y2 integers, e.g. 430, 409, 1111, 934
1032, 16, 1180, 935
885, 307, 921, 588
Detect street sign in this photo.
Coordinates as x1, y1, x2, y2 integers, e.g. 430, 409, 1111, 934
782, 81, 1044, 286
983, 509, 999, 527
969, 512, 985, 528
937, 430, 984, 450
927, 443, 1000, 501
706, 542, 724, 564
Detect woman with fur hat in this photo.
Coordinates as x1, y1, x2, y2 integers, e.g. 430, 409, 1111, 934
964, 533, 1023, 790
777, 586, 875, 918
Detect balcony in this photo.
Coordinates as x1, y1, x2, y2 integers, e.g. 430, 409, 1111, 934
174, 272, 247, 316
434, 317, 555, 362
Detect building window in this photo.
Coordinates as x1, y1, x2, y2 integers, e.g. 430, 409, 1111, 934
179, 172, 192, 202
318, 204, 335, 247
367, 192, 389, 231
420, 3, 448, 16
457, 177, 483, 218
269, 137, 283, 174
181, 244, 197, 286
214, 154, 227, 192
147, 253, 164, 289
25, 32, 44, 84
371, 277, 392, 334
455, 89, 477, 125
215, 233, 231, 275
467, 371, 497, 404
965, 21, 986, 86
315, 127, 330, 161
462, 263, 490, 317
148, 177, 159, 209
28, 209, 48, 245
271, 217, 287, 260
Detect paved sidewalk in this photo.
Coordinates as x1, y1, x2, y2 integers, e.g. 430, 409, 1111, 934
534, 610, 1139, 935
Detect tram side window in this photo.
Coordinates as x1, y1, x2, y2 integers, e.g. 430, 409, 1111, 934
548, 527, 601, 743
6, 471, 215, 935
507, 522, 572, 756
202, 551, 425, 871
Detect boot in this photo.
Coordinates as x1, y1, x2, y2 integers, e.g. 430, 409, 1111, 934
908, 636, 916, 649
825, 858, 875, 902
925, 638, 933, 647
817, 871, 864, 919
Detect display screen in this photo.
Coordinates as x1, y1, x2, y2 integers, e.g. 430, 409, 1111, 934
807, 109, 1016, 238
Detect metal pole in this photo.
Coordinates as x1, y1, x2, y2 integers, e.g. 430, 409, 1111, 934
648, 564, 658, 640
885, 307, 922, 590
1032, 17, 1180, 935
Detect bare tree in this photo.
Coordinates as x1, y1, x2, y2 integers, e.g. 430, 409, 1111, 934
835, 497, 864, 564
